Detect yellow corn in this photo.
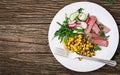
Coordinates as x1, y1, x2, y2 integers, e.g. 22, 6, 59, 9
69, 37, 74, 42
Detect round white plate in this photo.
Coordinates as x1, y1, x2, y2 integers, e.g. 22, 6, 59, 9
48, 2, 119, 72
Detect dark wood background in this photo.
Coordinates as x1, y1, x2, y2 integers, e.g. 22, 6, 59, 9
0, 0, 120, 75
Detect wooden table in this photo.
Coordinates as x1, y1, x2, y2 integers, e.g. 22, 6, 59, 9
0, 0, 120, 75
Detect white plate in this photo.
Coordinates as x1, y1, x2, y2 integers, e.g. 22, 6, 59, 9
48, 2, 119, 72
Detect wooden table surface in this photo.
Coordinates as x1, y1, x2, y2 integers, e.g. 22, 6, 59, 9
0, 0, 120, 75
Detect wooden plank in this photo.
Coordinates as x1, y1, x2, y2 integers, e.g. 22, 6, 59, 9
0, 0, 119, 25
0, 54, 119, 75
0, 41, 50, 53
0, 0, 119, 75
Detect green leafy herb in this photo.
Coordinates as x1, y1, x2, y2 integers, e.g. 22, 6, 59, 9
78, 8, 84, 13
106, 35, 110, 39
97, 24, 104, 30
75, 17, 80, 22
94, 44, 101, 50
54, 14, 77, 42
99, 30, 105, 37
98, 24, 106, 37
57, 22, 62, 26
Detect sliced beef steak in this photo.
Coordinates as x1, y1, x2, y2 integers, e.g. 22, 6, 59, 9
85, 16, 97, 34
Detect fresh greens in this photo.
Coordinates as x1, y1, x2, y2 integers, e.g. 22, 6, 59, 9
75, 16, 80, 22
98, 24, 106, 37
94, 44, 101, 50
54, 14, 77, 42
78, 8, 84, 13
54, 8, 84, 43
99, 30, 105, 37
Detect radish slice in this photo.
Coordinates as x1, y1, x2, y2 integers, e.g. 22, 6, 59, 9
68, 21, 81, 28
78, 13, 88, 21
68, 20, 76, 28
76, 22, 87, 29
80, 22, 87, 29
76, 22, 81, 25
68, 23, 77, 28
68, 20, 76, 25
78, 13, 86, 21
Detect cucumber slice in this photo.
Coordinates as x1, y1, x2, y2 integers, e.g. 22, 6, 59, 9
76, 26, 83, 29
70, 12, 79, 21
73, 30, 78, 33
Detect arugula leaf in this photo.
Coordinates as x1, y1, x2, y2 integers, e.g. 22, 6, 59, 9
53, 14, 78, 43
75, 17, 80, 22
63, 35, 68, 42
106, 35, 110, 38
94, 44, 101, 50
57, 22, 63, 26
78, 8, 84, 13
99, 30, 105, 37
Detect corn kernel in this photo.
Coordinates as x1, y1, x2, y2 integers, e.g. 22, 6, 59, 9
86, 47, 89, 50
83, 47, 86, 50
69, 37, 74, 42
78, 35, 82, 38
84, 44, 86, 47
86, 44, 89, 47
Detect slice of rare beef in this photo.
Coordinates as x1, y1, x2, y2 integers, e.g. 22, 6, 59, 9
92, 23, 100, 34
92, 39, 108, 47
85, 16, 97, 34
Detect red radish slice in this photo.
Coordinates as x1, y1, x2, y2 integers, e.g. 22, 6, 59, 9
85, 16, 97, 34
92, 23, 100, 34
103, 26, 110, 33
68, 23, 77, 28
92, 39, 108, 47
68, 20, 76, 25
76, 22, 81, 25
68, 22, 81, 28
68, 20, 76, 28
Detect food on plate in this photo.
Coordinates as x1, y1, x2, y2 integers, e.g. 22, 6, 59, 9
53, 8, 110, 57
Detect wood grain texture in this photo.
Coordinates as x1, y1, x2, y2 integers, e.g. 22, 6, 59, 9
0, 0, 120, 75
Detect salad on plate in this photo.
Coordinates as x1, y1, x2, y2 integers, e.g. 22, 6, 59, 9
53, 8, 110, 57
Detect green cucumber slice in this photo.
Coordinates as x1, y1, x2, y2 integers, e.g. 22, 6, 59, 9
70, 12, 79, 21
